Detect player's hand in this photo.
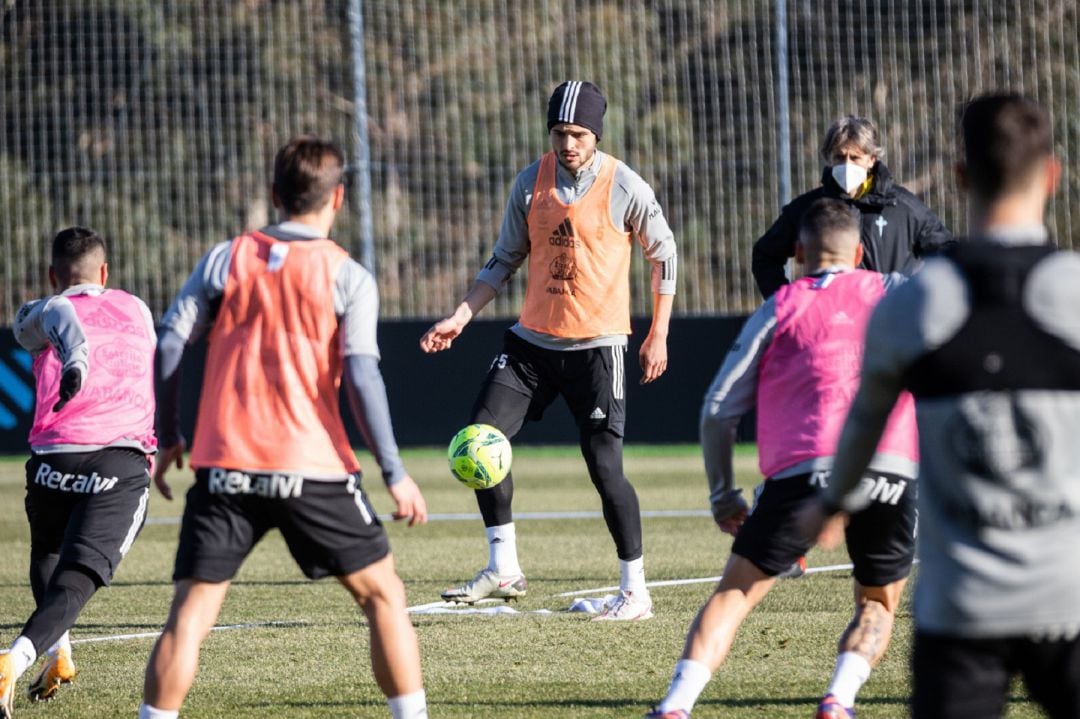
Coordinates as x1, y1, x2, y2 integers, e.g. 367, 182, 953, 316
52, 367, 83, 412
793, 497, 846, 550
638, 331, 668, 384
716, 506, 748, 536
817, 512, 847, 550
712, 493, 750, 536
388, 475, 428, 527
420, 316, 466, 353
153, 440, 186, 501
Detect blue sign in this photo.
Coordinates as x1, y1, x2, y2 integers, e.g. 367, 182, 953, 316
0, 334, 34, 442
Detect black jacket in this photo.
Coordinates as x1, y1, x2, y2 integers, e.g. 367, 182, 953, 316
751, 162, 953, 298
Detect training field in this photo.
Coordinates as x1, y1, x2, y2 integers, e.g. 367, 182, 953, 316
0, 446, 1044, 718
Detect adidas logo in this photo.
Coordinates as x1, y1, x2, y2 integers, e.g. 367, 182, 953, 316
589, 407, 606, 420
547, 218, 580, 249
82, 302, 148, 338
831, 310, 854, 325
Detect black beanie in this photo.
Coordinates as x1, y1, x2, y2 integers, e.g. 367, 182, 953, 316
547, 81, 607, 140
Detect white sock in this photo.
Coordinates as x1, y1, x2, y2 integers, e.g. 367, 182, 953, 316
8, 635, 37, 677
388, 689, 428, 719
619, 556, 647, 595
138, 704, 179, 719
485, 523, 521, 576
826, 651, 872, 707
47, 631, 71, 657
658, 659, 712, 714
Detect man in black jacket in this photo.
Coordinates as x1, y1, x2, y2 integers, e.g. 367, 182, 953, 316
752, 116, 953, 298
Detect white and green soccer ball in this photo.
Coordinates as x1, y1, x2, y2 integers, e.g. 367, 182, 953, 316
447, 423, 512, 490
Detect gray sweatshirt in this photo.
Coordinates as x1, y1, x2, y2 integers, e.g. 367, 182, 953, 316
158, 222, 406, 485
826, 226, 1080, 639
476, 150, 677, 351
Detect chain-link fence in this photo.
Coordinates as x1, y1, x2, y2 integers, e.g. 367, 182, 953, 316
2, 0, 1077, 322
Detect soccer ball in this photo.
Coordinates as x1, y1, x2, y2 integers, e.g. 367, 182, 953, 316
448, 424, 512, 490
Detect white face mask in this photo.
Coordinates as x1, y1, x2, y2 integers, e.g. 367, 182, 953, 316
831, 162, 868, 195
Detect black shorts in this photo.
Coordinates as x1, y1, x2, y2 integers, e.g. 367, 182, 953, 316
173, 469, 390, 583
25, 449, 151, 586
731, 470, 916, 585
473, 330, 627, 436
912, 630, 1080, 719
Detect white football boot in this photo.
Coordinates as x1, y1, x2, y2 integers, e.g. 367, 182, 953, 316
440, 568, 527, 604
592, 590, 654, 621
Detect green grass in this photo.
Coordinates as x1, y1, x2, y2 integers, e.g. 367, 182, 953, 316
0, 446, 1044, 718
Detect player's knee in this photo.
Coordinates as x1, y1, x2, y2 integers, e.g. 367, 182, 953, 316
166, 580, 228, 638
342, 557, 406, 609
52, 563, 102, 600
29, 548, 61, 563
858, 584, 902, 615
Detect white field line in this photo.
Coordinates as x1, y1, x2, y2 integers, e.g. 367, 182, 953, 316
414, 560, 913, 615
62, 560, 917, 642
70, 620, 307, 646
554, 562, 860, 597
553, 558, 921, 598
145, 509, 710, 526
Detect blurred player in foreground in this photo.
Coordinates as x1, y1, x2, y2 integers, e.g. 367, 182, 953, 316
140, 136, 428, 719
647, 199, 918, 719
420, 80, 677, 620
1, 228, 157, 718
799, 93, 1080, 718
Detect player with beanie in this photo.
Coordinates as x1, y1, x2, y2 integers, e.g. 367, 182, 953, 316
547, 80, 607, 139
422, 81, 678, 620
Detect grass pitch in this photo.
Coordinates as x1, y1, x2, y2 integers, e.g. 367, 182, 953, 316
0, 446, 1044, 718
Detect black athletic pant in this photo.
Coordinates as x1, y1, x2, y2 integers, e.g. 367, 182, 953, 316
21, 565, 100, 655
469, 338, 643, 561
22, 449, 149, 655
26, 527, 84, 655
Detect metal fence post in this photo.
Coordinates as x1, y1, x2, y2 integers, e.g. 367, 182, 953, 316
348, 0, 376, 273
775, 0, 792, 208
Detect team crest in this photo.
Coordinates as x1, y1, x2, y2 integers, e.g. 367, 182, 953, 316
94, 339, 149, 378
549, 252, 577, 280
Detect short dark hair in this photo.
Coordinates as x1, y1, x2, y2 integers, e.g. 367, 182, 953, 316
51, 226, 106, 282
272, 136, 345, 216
798, 198, 859, 243
960, 93, 1053, 200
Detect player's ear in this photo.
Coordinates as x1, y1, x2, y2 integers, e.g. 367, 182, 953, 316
954, 162, 968, 191
271, 185, 282, 210
1044, 155, 1062, 196
100, 262, 109, 287
794, 239, 805, 265
332, 184, 345, 211
853, 243, 864, 266
47, 266, 59, 291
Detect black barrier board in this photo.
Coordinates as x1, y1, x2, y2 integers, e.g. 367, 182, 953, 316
0, 316, 750, 453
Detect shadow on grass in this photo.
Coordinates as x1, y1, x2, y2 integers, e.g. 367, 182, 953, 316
247, 698, 658, 711
250, 695, 1039, 712
105, 579, 315, 587
698, 694, 1034, 709
698, 695, 906, 708
0, 620, 310, 633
